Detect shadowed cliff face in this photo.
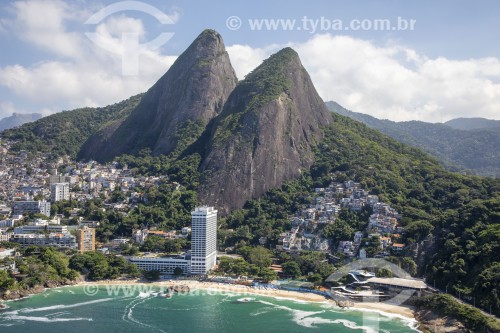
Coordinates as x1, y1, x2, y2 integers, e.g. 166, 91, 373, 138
79, 29, 238, 162
198, 48, 333, 214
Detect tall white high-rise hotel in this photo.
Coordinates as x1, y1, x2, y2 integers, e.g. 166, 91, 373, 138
190, 206, 217, 274
128, 206, 217, 275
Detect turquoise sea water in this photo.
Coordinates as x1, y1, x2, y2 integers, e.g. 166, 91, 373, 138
0, 286, 419, 333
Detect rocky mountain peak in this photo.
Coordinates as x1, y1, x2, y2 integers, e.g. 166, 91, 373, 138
198, 47, 332, 213
79, 29, 238, 161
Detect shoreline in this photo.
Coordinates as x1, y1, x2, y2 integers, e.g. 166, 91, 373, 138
76, 279, 416, 320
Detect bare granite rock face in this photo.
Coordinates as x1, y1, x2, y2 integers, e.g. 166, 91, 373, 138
198, 48, 332, 214
415, 309, 470, 333
79, 29, 237, 162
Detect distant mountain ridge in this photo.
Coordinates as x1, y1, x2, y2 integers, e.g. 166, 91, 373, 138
444, 117, 500, 131
326, 101, 500, 178
0, 113, 43, 132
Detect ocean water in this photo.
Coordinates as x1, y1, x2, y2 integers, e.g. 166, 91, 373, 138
0, 286, 419, 333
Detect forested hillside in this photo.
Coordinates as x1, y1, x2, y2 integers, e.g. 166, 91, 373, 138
1, 94, 142, 158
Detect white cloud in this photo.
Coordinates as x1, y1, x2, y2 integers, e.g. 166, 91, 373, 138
1, 1, 500, 123
0, 0, 177, 116
228, 34, 500, 122
227, 44, 279, 79
10, 0, 84, 58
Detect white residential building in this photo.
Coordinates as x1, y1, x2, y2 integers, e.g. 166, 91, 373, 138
10, 233, 76, 248
14, 224, 68, 234
51, 182, 70, 202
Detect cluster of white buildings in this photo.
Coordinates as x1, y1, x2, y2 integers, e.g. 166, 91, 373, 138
0, 143, 168, 215
0, 217, 95, 252
368, 202, 401, 234
7, 218, 75, 248
276, 176, 406, 258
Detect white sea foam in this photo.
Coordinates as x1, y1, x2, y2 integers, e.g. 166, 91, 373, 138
20, 298, 114, 313
249, 307, 275, 316
334, 306, 420, 331
1, 297, 113, 319
257, 300, 326, 326
257, 299, 413, 333
4, 314, 92, 322
122, 294, 166, 333
330, 319, 379, 333
47, 311, 70, 318
0, 298, 114, 324
138, 291, 152, 298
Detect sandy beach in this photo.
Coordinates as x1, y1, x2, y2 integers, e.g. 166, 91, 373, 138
77, 279, 415, 319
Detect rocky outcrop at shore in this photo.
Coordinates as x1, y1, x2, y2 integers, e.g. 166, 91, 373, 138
415, 309, 470, 333
1, 279, 80, 302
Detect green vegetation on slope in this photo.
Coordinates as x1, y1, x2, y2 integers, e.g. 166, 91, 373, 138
69, 251, 139, 281
237, 47, 295, 111
0, 246, 80, 296
1, 94, 142, 158
212, 47, 296, 145
216, 247, 278, 282
314, 114, 500, 316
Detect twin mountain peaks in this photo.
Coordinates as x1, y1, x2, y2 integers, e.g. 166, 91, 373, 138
79, 29, 332, 213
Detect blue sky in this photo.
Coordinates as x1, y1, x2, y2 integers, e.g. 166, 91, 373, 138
1, 0, 500, 122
